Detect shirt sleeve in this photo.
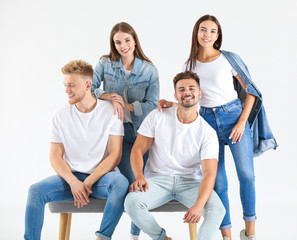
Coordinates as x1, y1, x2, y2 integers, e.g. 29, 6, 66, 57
49, 113, 62, 143
231, 67, 238, 76
92, 58, 106, 99
109, 115, 124, 136
200, 128, 219, 161
137, 110, 157, 138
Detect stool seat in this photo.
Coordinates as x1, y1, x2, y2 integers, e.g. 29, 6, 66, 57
48, 198, 188, 213
48, 197, 197, 240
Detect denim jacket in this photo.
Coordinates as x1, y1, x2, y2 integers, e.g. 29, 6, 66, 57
92, 56, 159, 135
221, 50, 278, 157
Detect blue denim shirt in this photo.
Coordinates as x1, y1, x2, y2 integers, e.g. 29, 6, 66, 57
221, 50, 278, 157
92, 56, 159, 136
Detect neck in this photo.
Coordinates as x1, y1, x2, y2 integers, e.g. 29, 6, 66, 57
121, 55, 135, 71
197, 47, 220, 62
75, 92, 97, 113
177, 105, 198, 124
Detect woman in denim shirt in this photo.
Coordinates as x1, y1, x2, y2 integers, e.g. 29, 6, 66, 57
159, 15, 277, 240
91, 22, 159, 240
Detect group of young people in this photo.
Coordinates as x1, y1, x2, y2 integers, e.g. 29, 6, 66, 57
24, 15, 277, 240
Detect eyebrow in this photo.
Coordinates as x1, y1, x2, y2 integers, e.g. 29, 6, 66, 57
200, 26, 217, 31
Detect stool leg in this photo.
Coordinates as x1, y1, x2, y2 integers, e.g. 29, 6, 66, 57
59, 213, 70, 240
188, 223, 197, 240
65, 213, 72, 240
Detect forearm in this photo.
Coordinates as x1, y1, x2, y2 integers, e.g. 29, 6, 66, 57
84, 153, 121, 187
99, 93, 112, 100
238, 94, 256, 123
194, 173, 216, 208
50, 155, 76, 185
130, 148, 145, 180
125, 103, 134, 112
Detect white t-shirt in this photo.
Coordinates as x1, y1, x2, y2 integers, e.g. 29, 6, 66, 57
187, 54, 238, 108
138, 107, 219, 180
49, 99, 124, 174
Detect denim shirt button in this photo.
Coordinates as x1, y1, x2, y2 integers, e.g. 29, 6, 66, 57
135, 121, 138, 124
129, 85, 132, 88
212, 108, 216, 112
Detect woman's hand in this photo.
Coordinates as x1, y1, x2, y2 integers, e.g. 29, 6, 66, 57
157, 99, 175, 111
229, 120, 246, 144
111, 101, 124, 121
109, 93, 126, 108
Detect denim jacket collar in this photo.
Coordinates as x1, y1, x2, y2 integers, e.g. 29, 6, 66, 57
111, 56, 142, 76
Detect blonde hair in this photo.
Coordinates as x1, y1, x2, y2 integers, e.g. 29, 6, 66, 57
61, 60, 93, 79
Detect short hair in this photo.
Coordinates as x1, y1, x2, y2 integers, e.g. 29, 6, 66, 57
61, 60, 93, 79
173, 71, 200, 89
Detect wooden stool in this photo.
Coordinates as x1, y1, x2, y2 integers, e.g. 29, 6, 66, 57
48, 198, 197, 240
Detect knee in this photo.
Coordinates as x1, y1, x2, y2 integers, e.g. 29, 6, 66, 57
124, 192, 143, 215
238, 169, 255, 184
214, 181, 228, 195
205, 192, 226, 219
110, 173, 129, 195
124, 192, 134, 214
28, 182, 42, 199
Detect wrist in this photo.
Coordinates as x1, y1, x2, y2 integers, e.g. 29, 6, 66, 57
134, 173, 144, 180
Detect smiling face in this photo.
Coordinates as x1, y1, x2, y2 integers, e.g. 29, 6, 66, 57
63, 74, 90, 105
174, 78, 201, 109
197, 20, 219, 49
113, 31, 136, 58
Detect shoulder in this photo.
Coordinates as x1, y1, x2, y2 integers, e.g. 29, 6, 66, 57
221, 50, 244, 63
96, 99, 114, 113
54, 104, 72, 116
197, 116, 217, 136
138, 58, 158, 73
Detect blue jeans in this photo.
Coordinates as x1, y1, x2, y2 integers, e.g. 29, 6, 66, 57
199, 98, 256, 230
124, 176, 225, 240
24, 171, 129, 240
117, 122, 148, 236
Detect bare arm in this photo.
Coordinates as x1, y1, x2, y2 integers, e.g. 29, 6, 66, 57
229, 74, 256, 143
50, 143, 92, 208
84, 135, 123, 189
183, 159, 218, 223
129, 134, 154, 192
157, 99, 178, 111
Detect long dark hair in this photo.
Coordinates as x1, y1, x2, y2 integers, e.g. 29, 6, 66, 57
185, 15, 222, 71
101, 22, 152, 64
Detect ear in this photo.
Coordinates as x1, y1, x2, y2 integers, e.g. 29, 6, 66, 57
85, 81, 92, 90
199, 90, 202, 99
174, 92, 177, 101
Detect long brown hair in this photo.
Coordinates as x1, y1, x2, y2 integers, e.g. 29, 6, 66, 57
101, 22, 152, 64
185, 15, 222, 71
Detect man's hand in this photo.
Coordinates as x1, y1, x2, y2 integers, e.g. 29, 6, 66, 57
183, 203, 203, 223
129, 178, 149, 192
69, 178, 92, 208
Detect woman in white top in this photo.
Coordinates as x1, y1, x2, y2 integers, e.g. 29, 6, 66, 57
159, 15, 258, 240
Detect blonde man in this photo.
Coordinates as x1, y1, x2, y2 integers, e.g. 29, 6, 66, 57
24, 60, 128, 240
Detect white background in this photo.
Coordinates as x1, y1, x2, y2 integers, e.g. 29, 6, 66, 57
0, 0, 296, 239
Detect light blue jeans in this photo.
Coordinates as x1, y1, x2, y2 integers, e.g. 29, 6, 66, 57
117, 122, 148, 236
124, 175, 225, 240
199, 98, 256, 230
24, 171, 129, 240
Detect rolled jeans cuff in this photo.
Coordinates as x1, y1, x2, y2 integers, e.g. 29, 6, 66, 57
243, 214, 257, 222
157, 228, 166, 240
95, 231, 111, 240
219, 223, 232, 230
